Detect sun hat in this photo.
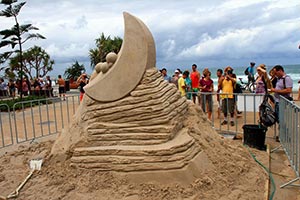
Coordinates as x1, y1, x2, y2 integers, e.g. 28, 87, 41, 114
175, 69, 180, 73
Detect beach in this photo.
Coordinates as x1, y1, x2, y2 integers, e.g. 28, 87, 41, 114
0, 89, 299, 199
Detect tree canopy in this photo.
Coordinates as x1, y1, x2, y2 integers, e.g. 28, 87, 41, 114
64, 61, 85, 80
89, 33, 122, 68
5, 46, 54, 80
0, 0, 46, 98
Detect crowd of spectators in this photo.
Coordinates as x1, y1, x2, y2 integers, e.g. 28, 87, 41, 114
160, 63, 296, 125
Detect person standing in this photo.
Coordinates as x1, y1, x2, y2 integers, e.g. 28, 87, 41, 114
199, 69, 214, 120
171, 70, 180, 88
57, 75, 66, 100
216, 69, 223, 119
45, 76, 53, 97
184, 70, 192, 100
255, 64, 271, 94
269, 67, 278, 89
161, 68, 171, 83
218, 67, 236, 126
178, 71, 188, 97
22, 78, 29, 96
298, 80, 300, 101
247, 62, 255, 84
270, 65, 293, 122
77, 73, 89, 102
8, 79, 16, 98
190, 64, 201, 105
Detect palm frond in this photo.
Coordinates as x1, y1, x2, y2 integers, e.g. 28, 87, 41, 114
11, 2, 25, 15
0, 5, 13, 17
0, 40, 17, 48
0, 51, 13, 64
0, 0, 17, 5
0, 28, 18, 39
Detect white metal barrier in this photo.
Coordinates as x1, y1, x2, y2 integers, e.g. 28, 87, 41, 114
278, 96, 300, 188
0, 95, 80, 148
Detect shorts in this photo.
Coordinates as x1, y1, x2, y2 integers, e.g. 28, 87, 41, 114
201, 94, 213, 112
221, 98, 235, 114
59, 86, 65, 94
192, 88, 199, 96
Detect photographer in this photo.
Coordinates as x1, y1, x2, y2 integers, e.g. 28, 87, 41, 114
218, 67, 236, 126
77, 73, 89, 102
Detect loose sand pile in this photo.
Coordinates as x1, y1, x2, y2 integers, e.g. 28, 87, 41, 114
0, 103, 267, 200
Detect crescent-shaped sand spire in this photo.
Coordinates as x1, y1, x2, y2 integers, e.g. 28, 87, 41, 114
84, 12, 156, 102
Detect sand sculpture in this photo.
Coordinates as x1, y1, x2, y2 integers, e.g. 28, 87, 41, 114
0, 12, 267, 199
51, 12, 201, 173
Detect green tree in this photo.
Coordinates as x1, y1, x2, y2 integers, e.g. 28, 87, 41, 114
89, 33, 122, 68
6, 46, 54, 80
64, 61, 85, 80
0, 0, 45, 97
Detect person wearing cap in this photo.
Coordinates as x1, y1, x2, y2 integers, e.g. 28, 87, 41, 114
190, 64, 201, 105
255, 64, 272, 94
161, 68, 171, 83
171, 69, 181, 88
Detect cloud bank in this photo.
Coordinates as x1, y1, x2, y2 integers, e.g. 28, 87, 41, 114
1, 0, 299, 75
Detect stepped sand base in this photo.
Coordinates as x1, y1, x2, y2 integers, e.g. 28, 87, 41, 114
0, 103, 268, 199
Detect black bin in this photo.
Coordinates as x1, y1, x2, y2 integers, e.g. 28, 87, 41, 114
65, 80, 70, 92
243, 124, 267, 150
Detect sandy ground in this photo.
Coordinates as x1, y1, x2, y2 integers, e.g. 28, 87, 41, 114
0, 91, 299, 199
0, 102, 269, 200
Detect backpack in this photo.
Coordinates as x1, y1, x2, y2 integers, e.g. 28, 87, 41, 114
234, 83, 243, 93
244, 67, 249, 75
259, 94, 277, 127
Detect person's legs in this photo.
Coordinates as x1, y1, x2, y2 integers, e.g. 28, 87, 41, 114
201, 94, 206, 113
192, 88, 198, 104
207, 94, 213, 120
221, 98, 228, 125
228, 98, 235, 126
275, 102, 279, 123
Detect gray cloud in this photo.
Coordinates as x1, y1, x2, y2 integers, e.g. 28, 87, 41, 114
1, 0, 300, 76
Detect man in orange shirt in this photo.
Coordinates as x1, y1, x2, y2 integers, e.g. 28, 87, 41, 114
190, 64, 201, 104
57, 75, 66, 100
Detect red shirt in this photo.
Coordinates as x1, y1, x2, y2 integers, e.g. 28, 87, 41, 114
190, 71, 200, 88
200, 78, 213, 92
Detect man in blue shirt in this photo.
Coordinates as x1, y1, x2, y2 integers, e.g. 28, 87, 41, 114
247, 62, 255, 83
161, 68, 171, 83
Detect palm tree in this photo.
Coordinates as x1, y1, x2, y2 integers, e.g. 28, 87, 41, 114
0, 0, 46, 98
64, 61, 85, 80
89, 33, 122, 68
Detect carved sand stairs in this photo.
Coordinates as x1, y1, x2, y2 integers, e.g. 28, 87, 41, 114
70, 69, 201, 171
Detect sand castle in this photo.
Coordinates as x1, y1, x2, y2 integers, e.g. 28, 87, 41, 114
51, 12, 203, 173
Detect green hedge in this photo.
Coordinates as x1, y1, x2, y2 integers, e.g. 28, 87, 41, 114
0, 95, 50, 112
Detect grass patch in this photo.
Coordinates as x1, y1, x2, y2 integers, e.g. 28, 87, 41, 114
0, 95, 50, 112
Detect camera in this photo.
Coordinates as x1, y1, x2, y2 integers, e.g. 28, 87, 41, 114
227, 70, 233, 75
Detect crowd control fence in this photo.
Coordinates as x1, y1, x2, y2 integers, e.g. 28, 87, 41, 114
1, 91, 298, 190
278, 96, 300, 188
0, 95, 80, 149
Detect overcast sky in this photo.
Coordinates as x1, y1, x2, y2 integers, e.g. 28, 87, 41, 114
1, 0, 300, 76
